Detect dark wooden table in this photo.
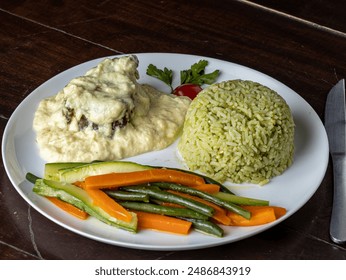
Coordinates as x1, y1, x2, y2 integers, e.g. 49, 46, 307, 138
1, 0, 346, 260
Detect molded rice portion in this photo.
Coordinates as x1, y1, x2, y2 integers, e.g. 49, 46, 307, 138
178, 80, 295, 185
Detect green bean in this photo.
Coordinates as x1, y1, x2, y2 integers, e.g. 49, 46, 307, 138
213, 192, 269, 206
121, 185, 214, 217
26, 172, 40, 184
119, 201, 209, 220
154, 182, 251, 220
180, 217, 224, 237
106, 190, 150, 202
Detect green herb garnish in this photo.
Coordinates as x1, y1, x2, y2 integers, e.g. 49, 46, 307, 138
146, 64, 173, 91
146, 60, 220, 93
180, 60, 220, 85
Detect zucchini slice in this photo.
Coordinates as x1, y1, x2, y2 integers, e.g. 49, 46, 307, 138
33, 178, 138, 232
45, 161, 153, 183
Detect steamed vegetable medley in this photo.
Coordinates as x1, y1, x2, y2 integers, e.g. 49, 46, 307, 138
26, 161, 286, 237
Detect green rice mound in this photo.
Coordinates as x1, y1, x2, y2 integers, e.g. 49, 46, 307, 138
178, 79, 295, 185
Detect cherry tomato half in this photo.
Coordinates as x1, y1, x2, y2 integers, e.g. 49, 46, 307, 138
173, 84, 203, 100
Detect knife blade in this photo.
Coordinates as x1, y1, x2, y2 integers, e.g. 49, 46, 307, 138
325, 79, 346, 244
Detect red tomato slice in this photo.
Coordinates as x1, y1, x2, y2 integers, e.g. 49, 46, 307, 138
173, 84, 203, 99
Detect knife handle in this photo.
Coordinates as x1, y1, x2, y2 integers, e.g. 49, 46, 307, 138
330, 155, 346, 244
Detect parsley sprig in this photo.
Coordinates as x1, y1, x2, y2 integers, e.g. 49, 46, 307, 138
146, 64, 174, 91
146, 60, 220, 93
180, 60, 220, 85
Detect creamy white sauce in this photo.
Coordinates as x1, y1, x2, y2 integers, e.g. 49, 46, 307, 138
33, 55, 191, 162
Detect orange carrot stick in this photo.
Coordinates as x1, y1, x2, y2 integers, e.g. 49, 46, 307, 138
227, 205, 287, 226
211, 210, 231, 226
133, 211, 192, 235
46, 197, 89, 220
190, 183, 220, 194
84, 169, 205, 190
271, 206, 287, 219
85, 189, 133, 223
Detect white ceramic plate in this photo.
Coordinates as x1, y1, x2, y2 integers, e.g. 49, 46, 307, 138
2, 53, 329, 250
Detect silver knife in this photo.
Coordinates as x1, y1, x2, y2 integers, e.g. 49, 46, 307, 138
325, 79, 346, 244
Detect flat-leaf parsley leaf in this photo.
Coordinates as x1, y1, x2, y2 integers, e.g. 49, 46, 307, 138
146, 64, 173, 91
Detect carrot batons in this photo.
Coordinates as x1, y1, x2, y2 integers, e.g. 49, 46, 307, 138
190, 183, 220, 194
46, 197, 89, 220
134, 211, 192, 235
227, 205, 287, 226
85, 189, 133, 223
84, 169, 205, 190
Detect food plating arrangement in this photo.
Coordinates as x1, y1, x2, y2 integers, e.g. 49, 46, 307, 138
26, 55, 294, 239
